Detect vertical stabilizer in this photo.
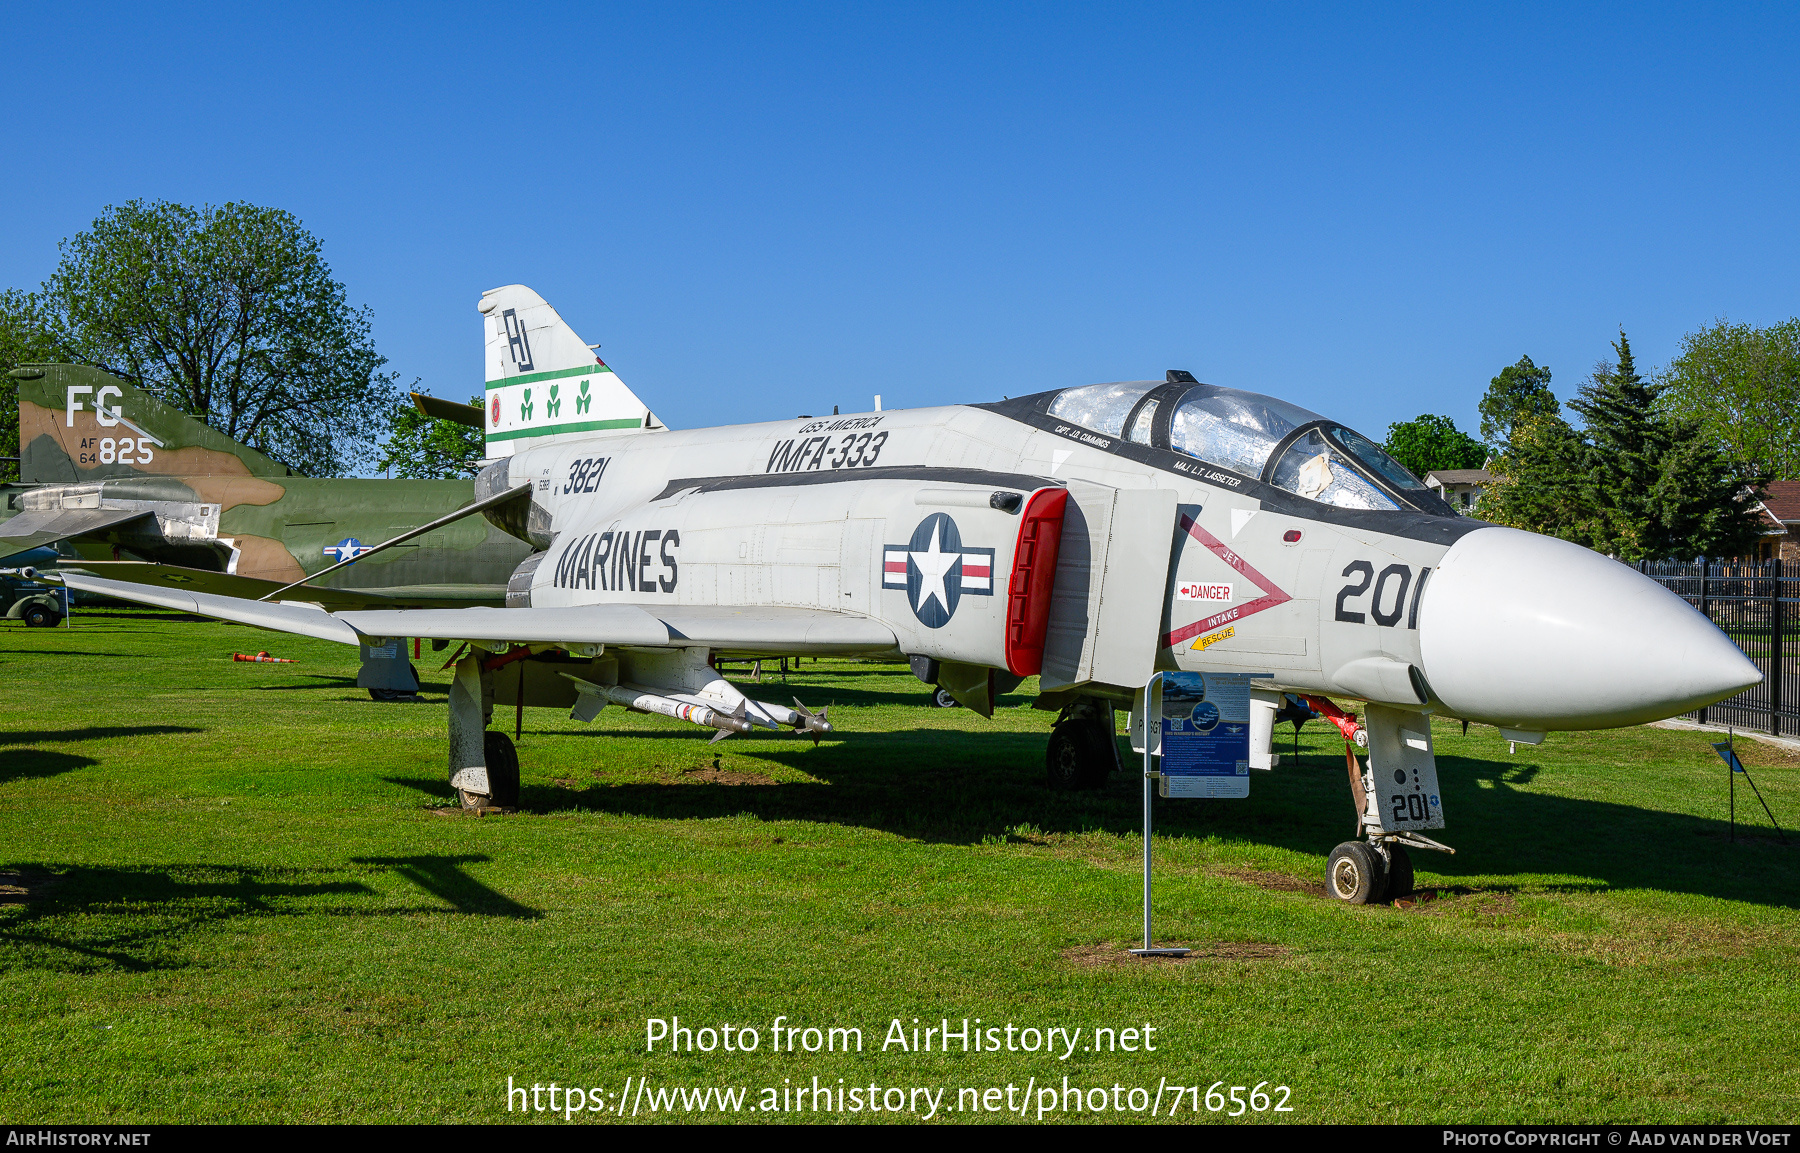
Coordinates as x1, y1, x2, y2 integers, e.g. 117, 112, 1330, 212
11, 364, 292, 483
478, 285, 662, 457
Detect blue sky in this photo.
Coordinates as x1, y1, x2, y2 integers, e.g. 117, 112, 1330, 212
4, 3, 1797, 452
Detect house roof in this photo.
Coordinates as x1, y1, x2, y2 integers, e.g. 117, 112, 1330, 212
1764, 480, 1800, 524
1423, 469, 1492, 486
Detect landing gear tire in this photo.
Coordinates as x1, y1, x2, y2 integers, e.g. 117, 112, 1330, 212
21, 604, 58, 629
1382, 844, 1415, 900
1045, 723, 1112, 791
368, 688, 420, 702
483, 731, 521, 808
927, 686, 961, 709
1327, 841, 1387, 904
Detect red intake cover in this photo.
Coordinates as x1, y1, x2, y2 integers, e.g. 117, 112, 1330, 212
1004, 487, 1070, 676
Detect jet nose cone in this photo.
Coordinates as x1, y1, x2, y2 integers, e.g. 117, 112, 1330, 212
1418, 528, 1762, 729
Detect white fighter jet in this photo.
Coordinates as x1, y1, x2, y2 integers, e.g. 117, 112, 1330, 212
56, 286, 1761, 903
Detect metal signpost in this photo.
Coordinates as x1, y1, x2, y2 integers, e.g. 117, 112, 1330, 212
1713, 731, 1787, 844
1130, 670, 1262, 958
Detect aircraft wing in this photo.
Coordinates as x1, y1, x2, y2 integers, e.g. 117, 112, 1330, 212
0, 508, 152, 552
64, 561, 508, 609
59, 572, 898, 655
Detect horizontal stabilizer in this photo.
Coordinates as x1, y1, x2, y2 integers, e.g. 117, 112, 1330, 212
66, 561, 506, 610
0, 507, 152, 551
410, 393, 485, 429
57, 571, 898, 655
60, 572, 361, 645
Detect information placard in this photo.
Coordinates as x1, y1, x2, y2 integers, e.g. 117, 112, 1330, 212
1157, 671, 1254, 798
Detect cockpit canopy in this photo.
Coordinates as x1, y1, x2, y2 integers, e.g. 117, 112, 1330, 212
1045, 380, 1439, 513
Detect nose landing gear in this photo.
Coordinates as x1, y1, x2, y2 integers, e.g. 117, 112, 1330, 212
1310, 700, 1454, 904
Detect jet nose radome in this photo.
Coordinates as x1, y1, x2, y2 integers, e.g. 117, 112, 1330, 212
1417, 527, 1762, 730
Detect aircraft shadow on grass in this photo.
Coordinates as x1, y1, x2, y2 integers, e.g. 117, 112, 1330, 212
0, 727, 204, 791
0, 749, 98, 785
1, 725, 204, 746
0, 855, 539, 973
351, 855, 540, 920
402, 728, 1800, 910
249, 675, 360, 692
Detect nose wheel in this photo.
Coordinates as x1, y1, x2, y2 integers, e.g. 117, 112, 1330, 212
1327, 841, 1386, 903
1326, 840, 1420, 904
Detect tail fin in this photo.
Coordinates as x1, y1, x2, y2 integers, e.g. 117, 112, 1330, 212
11, 364, 290, 483
478, 285, 662, 458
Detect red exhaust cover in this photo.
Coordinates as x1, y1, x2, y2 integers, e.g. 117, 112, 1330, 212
1004, 487, 1070, 676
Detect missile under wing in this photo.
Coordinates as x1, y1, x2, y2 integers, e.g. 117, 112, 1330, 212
59, 285, 1761, 902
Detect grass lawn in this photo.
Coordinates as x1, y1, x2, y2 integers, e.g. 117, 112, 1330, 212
1, 609, 1797, 1125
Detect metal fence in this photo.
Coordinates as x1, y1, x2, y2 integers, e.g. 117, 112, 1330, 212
1641, 560, 1800, 736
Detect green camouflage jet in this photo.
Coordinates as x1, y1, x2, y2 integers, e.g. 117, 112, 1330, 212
1, 363, 533, 692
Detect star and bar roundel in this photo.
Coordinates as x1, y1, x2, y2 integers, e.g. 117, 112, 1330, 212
883, 513, 995, 628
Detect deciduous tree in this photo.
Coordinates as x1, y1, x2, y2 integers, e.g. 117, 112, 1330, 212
1477, 413, 1590, 541
376, 398, 486, 479
0, 289, 79, 482
1382, 413, 1487, 479
41, 200, 399, 476
1658, 317, 1800, 480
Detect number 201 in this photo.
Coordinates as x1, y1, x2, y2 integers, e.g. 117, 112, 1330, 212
1335, 561, 1429, 628
1390, 792, 1430, 823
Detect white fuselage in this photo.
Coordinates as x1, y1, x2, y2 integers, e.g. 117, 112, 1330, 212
492, 398, 1756, 732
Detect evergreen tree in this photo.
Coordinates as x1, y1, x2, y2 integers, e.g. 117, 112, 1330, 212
1481, 330, 1766, 560
1570, 331, 1765, 561
1569, 332, 1665, 558
1478, 354, 1558, 452
1477, 413, 1590, 540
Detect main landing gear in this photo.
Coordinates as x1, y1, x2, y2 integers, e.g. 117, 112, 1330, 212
480, 731, 521, 809
1045, 696, 1121, 791
442, 645, 832, 810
